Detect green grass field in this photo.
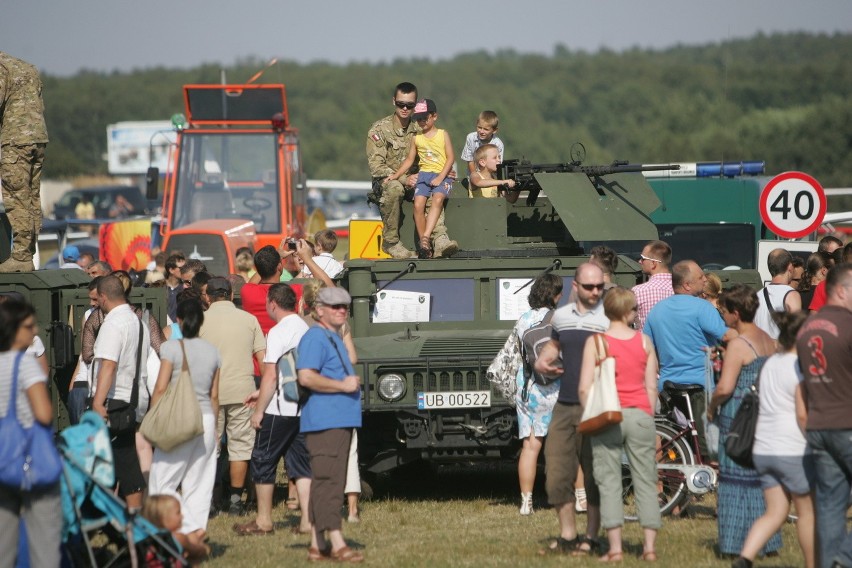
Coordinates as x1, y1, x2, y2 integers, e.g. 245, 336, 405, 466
204, 464, 804, 567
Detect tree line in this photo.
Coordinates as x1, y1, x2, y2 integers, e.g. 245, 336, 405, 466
41, 32, 852, 187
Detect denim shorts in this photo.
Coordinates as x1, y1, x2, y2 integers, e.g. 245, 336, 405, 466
414, 172, 452, 198
752, 453, 815, 495
250, 414, 311, 483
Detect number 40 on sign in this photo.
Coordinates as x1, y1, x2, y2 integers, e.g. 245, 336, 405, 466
759, 171, 826, 239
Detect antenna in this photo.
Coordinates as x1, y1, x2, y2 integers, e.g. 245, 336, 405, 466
246, 58, 279, 84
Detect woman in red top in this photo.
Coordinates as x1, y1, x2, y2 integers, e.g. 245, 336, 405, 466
578, 287, 660, 562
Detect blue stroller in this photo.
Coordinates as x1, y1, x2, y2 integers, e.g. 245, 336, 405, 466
59, 412, 185, 567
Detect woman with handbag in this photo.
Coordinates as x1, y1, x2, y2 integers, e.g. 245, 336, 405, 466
512, 274, 563, 515
147, 298, 220, 553
707, 284, 781, 558
0, 298, 63, 568
733, 311, 814, 568
577, 287, 660, 562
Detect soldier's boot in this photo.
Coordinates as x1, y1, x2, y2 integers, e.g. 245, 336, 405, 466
432, 234, 459, 258
382, 241, 417, 259
0, 231, 35, 273
0, 257, 34, 272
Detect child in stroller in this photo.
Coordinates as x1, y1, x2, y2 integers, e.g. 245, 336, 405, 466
143, 494, 210, 565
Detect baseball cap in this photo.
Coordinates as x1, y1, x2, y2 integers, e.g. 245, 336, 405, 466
317, 287, 351, 306
412, 98, 437, 121
205, 276, 232, 297
62, 245, 81, 262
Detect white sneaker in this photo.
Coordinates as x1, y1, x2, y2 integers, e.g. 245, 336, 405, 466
519, 492, 533, 516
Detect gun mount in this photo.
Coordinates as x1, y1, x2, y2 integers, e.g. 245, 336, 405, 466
500, 157, 681, 205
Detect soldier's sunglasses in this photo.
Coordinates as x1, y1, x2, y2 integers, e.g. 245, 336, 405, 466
394, 101, 416, 110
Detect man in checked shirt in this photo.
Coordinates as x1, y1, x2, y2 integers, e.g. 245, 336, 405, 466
632, 240, 673, 332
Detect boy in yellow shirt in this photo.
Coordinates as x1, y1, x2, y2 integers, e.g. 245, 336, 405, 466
386, 99, 455, 258
469, 144, 518, 203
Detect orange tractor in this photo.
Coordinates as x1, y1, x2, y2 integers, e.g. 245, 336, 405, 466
147, 83, 307, 274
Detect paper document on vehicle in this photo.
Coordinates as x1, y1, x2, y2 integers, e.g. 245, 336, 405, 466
497, 278, 533, 320
372, 290, 431, 323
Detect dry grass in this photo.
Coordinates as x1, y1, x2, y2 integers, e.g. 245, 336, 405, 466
203, 464, 804, 567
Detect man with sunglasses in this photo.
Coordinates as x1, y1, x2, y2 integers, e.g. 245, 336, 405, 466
366, 82, 457, 259
632, 240, 673, 332
534, 263, 609, 555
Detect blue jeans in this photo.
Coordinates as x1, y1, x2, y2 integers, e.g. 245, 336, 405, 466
806, 430, 852, 568
67, 387, 88, 425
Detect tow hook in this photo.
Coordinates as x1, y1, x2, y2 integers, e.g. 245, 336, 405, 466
459, 423, 488, 436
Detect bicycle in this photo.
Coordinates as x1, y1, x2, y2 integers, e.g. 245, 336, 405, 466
622, 381, 718, 520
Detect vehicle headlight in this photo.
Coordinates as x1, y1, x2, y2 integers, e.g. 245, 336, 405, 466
377, 373, 406, 402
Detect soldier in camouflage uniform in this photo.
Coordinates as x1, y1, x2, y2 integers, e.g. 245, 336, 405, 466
0, 53, 48, 272
366, 82, 458, 259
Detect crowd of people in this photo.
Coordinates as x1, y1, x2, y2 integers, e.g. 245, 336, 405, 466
487, 235, 852, 567
3, 72, 852, 566
1, 229, 367, 565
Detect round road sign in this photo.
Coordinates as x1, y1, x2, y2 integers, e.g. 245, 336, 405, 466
759, 171, 826, 239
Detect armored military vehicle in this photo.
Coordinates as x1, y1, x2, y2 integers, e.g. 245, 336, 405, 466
0, 270, 167, 429
343, 155, 683, 476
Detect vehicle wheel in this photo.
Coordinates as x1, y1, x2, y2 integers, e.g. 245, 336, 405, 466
623, 422, 695, 521
359, 473, 375, 502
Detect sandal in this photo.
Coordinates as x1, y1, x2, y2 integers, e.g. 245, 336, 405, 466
599, 551, 623, 563
232, 520, 274, 536
642, 551, 658, 562
537, 536, 581, 555
418, 236, 433, 259
308, 547, 330, 562
572, 535, 601, 557
330, 546, 364, 563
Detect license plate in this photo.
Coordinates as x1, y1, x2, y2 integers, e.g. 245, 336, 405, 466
417, 391, 491, 409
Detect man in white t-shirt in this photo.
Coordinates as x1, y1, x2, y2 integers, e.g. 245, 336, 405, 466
234, 283, 312, 536
91, 275, 149, 509
754, 248, 802, 339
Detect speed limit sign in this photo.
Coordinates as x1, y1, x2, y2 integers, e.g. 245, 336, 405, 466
759, 171, 826, 239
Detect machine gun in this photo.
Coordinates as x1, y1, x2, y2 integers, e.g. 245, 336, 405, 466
498, 145, 680, 205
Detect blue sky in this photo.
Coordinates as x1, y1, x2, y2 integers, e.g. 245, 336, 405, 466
3, 0, 851, 76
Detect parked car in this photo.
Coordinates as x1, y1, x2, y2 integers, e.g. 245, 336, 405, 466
53, 185, 147, 220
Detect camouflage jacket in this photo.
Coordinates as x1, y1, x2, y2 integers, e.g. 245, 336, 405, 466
0, 52, 48, 146
366, 113, 419, 179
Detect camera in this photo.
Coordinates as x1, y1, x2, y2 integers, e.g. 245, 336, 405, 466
286, 238, 297, 251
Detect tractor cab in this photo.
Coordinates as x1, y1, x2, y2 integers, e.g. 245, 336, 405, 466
149, 84, 306, 274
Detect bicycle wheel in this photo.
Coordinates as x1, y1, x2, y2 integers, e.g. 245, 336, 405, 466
623, 421, 695, 521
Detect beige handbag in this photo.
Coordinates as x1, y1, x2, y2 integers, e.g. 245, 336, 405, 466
140, 340, 204, 452
578, 334, 623, 435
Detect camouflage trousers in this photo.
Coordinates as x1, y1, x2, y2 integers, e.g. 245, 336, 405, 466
1, 143, 45, 260
375, 178, 447, 246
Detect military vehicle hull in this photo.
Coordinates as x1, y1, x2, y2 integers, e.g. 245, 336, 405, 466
343, 165, 665, 474
0, 270, 167, 430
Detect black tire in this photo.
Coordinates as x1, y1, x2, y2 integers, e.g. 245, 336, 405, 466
622, 421, 695, 521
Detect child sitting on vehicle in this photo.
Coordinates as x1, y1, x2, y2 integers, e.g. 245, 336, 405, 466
385, 98, 455, 259
143, 494, 209, 565
460, 111, 505, 197
299, 229, 344, 278
469, 144, 518, 202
